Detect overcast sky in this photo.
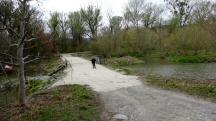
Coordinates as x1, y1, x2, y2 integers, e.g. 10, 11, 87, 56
34, 0, 165, 23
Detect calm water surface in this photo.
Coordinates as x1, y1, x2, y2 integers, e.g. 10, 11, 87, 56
126, 63, 216, 80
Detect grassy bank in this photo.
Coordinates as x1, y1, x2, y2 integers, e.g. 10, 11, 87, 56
0, 56, 62, 107
104, 56, 144, 68
145, 76, 216, 102
0, 79, 50, 107
167, 53, 216, 63
0, 85, 102, 121
101, 55, 216, 102
25, 56, 62, 76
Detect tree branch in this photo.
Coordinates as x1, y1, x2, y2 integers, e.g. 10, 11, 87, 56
25, 38, 37, 42
0, 27, 20, 38
0, 61, 19, 66
10, 44, 18, 47
24, 57, 40, 64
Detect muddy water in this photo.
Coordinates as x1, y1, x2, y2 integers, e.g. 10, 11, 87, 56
126, 63, 216, 80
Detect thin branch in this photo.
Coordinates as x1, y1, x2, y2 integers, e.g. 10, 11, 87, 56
23, 55, 37, 61
0, 61, 19, 66
0, 52, 18, 60
23, 55, 31, 60
25, 38, 37, 42
24, 45, 37, 50
10, 44, 18, 47
0, 27, 20, 38
0, 52, 12, 56
0, 28, 7, 31
24, 58, 40, 64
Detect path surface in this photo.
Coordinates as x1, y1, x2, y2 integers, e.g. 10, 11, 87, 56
53, 54, 216, 121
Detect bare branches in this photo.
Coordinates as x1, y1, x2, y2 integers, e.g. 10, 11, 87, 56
0, 27, 20, 38
164, 0, 195, 26
10, 44, 18, 47
25, 38, 37, 42
0, 61, 18, 66
24, 57, 39, 64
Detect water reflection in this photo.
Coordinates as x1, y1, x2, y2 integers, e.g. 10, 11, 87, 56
127, 63, 216, 80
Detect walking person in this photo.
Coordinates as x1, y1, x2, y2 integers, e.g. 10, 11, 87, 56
91, 58, 97, 69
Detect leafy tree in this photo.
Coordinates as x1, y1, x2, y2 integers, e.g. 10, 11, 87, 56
191, 1, 216, 24
124, 0, 145, 30
81, 5, 102, 41
49, 12, 60, 39
109, 16, 123, 35
141, 3, 164, 28
59, 13, 69, 52
68, 11, 85, 46
165, 0, 194, 27
48, 12, 60, 52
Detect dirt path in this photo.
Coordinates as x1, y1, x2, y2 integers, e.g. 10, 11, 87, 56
53, 54, 216, 121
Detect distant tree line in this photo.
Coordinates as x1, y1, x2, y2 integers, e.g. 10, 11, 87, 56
48, 0, 216, 57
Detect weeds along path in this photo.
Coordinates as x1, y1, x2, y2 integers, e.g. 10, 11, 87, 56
52, 54, 216, 121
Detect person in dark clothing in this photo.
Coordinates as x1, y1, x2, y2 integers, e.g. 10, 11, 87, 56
91, 58, 97, 69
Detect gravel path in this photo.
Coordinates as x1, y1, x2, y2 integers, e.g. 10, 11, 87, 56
53, 54, 216, 121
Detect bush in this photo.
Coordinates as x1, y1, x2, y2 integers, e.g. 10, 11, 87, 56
105, 56, 144, 67
168, 53, 216, 63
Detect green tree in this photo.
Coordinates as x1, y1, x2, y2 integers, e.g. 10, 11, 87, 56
165, 0, 194, 27
48, 12, 60, 52
191, 1, 216, 24
141, 3, 164, 28
124, 0, 145, 30
59, 13, 69, 52
68, 11, 85, 47
109, 16, 123, 35
81, 5, 102, 41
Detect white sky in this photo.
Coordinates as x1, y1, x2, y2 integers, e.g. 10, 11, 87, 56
34, 0, 165, 24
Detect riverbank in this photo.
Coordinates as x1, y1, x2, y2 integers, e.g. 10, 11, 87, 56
144, 76, 216, 102
51, 55, 216, 121
0, 56, 63, 106
167, 53, 216, 63
101, 55, 216, 102
0, 85, 102, 121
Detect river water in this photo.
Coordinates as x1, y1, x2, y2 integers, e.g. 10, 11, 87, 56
126, 63, 216, 80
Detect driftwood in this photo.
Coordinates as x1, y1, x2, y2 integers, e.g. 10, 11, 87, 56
48, 57, 68, 76
48, 64, 66, 76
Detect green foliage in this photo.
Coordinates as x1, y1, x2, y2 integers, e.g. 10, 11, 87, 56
146, 76, 216, 101
2, 85, 101, 121
81, 5, 102, 40
27, 80, 49, 94
68, 11, 85, 46
49, 12, 60, 37
91, 28, 159, 57
165, 25, 215, 56
168, 53, 216, 63
105, 56, 144, 67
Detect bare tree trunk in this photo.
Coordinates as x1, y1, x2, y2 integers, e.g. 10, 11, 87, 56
17, 44, 25, 106
18, 0, 26, 106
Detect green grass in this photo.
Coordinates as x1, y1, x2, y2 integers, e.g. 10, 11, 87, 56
145, 76, 216, 102
0, 79, 51, 107
0, 88, 17, 107
103, 56, 144, 75
25, 57, 61, 76
105, 56, 144, 68
27, 80, 51, 95
1, 85, 102, 121
167, 53, 216, 63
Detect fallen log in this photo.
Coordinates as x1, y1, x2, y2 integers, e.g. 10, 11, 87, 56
48, 64, 66, 76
